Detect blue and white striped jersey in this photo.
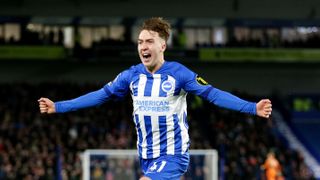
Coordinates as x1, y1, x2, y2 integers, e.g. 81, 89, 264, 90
55, 60, 256, 160
102, 61, 256, 159
104, 61, 194, 159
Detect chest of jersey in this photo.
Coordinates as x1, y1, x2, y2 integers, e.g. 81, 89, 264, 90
130, 74, 180, 97
130, 73, 186, 115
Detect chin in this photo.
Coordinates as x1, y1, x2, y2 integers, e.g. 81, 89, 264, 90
144, 63, 154, 70
142, 60, 151, 66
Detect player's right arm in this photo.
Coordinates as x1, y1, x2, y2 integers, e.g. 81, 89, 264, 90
38, 88, 109, 114
38, 68, 132, 114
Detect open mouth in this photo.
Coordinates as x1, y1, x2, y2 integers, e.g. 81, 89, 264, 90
142, 53, 151, 60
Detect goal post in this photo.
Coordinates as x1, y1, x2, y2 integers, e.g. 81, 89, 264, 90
82, 149, 218, 180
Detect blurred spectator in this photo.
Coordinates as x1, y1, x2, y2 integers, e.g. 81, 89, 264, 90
261, 152, 283, 180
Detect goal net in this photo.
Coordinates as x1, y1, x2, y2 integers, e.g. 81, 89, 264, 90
82, 149, 218, 180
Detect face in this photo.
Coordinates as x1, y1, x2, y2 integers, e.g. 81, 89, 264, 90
138, 30, 166, 73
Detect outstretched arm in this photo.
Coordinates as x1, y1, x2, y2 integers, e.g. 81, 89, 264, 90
204, 88, 272, 118
204, 87, 257, 115
38, 68, 131, 114
38, 88, 108, 114
178, 63, 272, 118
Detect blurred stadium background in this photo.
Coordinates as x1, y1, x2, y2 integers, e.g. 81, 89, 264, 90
1, 0, 320, 179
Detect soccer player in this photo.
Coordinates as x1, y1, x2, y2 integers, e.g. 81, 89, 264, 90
38, 17, 272, 180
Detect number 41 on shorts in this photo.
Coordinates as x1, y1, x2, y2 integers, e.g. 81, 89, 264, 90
148, 161, 167, 173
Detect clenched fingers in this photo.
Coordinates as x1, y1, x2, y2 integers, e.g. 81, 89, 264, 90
39, 101, 48, 113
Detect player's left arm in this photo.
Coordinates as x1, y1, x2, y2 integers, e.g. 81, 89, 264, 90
199, 86, 257, 115
203, 87, 272, 118
180, 65, 271, 118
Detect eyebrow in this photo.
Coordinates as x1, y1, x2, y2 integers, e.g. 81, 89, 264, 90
137, 38, 154, 42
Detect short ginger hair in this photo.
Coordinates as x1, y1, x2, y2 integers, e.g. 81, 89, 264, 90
140, 17, 171, 42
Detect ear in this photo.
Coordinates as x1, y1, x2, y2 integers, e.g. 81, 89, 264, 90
161, 41, 166, 52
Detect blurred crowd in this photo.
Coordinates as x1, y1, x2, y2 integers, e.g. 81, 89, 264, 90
2, 26, 320, 49
0, 82, 315, 179
0, 29, 65, 46
223, 32, 320, 49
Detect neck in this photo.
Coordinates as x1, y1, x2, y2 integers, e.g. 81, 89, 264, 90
147, 59, 165, 74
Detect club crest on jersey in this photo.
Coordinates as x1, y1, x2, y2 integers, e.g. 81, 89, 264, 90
196, 75, 208, 85
161, 80, 174, 93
